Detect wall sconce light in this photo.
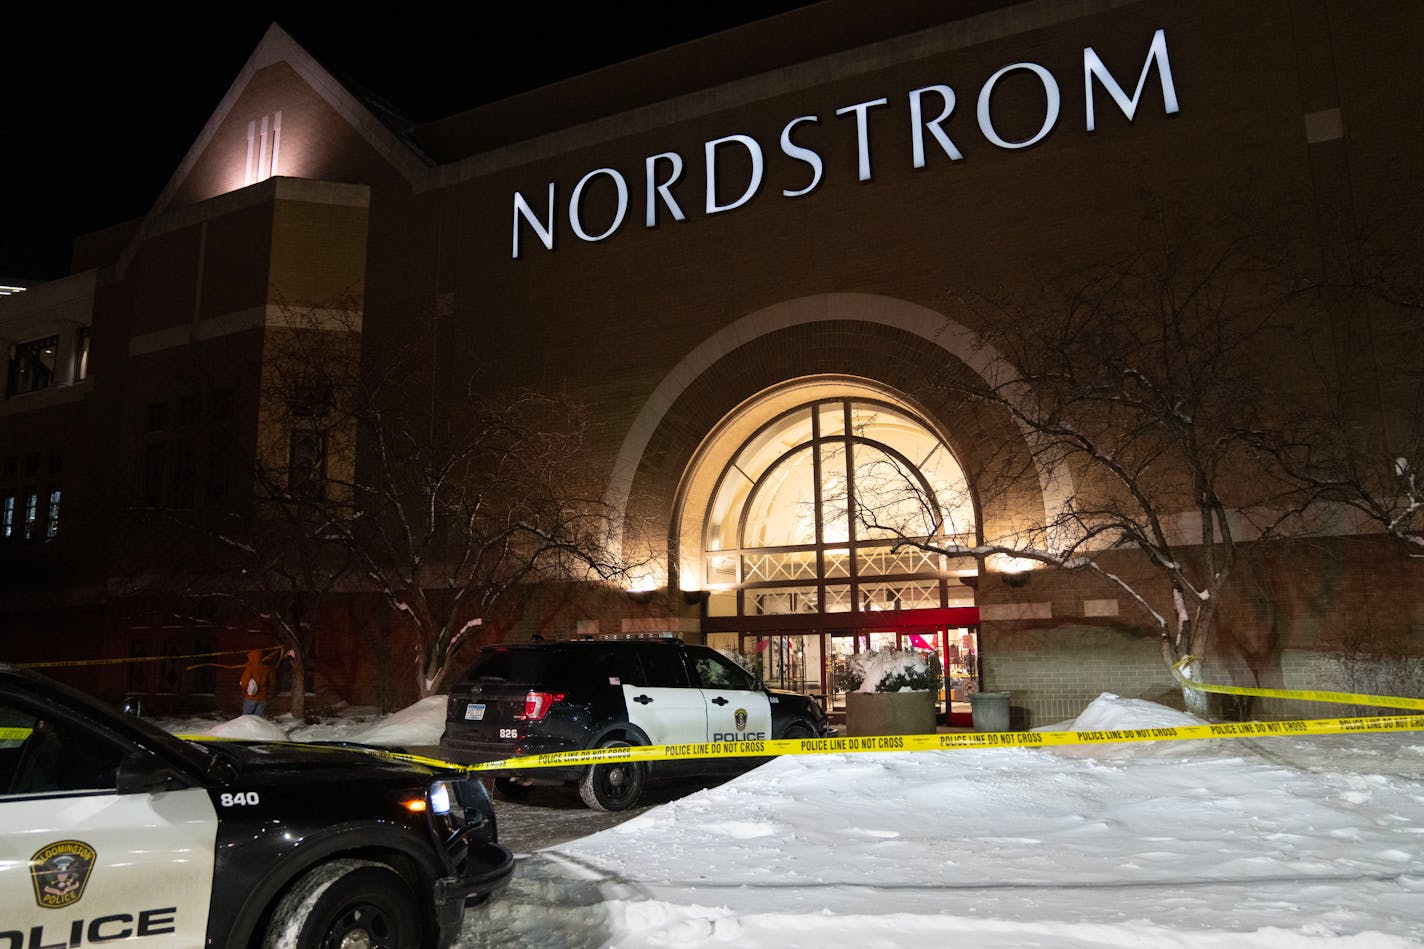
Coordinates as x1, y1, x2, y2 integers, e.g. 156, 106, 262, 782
627, 588, 656, 605
682, 589, 710, 606
1001, 570, 1031, 589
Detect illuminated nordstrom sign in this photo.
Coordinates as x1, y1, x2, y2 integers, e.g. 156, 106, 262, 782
512, 29, 1178, 258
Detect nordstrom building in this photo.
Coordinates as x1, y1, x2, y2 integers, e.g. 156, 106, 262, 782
2, 0, 1419, 722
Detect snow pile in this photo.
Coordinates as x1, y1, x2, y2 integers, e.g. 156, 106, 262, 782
1062, 690, 1204, 731
188, 713, 290, 741
339, 694, 446, 747
1043, 690, 1220, 759
160, 697, 447, 748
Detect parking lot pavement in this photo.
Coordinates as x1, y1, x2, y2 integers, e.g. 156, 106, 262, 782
402, 752, 663, 853
404, 745, 732, 854
484, 779, 731, 855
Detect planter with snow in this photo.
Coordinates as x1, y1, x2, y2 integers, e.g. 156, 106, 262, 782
833, 648, 941, 737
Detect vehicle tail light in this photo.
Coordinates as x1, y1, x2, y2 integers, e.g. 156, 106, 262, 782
518, 691, 564, 720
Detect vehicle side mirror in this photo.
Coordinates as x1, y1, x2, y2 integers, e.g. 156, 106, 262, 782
121, 697, 142, 717
116, 751, 175, 794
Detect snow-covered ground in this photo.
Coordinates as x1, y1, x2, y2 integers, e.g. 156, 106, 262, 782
158, 694, 1424, 947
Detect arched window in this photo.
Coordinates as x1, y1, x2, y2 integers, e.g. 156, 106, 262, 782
702, 399, 975, 618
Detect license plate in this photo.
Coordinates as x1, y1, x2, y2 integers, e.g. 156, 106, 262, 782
465, 703, 485, 721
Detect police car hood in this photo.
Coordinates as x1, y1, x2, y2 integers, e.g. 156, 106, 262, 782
204, 738, 441, 781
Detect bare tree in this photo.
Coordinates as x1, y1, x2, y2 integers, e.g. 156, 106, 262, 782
110, 300, 640, 706
1254, 210, 1424, 555
322, 326, 640, 697
847, 206, 1307, 713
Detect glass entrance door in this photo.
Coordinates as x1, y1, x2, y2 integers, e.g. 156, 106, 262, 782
827, 633, 866, 712
710, 627, 976, 725
945, 626, 979, 725
755, 634, 822, 696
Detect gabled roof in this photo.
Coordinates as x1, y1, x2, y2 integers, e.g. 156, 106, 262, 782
147, 23, 430, 219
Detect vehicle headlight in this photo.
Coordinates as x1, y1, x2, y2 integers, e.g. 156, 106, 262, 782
429, 779, 466, 823
425, 777, 494, 847
430, 780, 452, 815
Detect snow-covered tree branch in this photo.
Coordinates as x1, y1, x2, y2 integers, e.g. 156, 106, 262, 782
848, 204, 1309, 712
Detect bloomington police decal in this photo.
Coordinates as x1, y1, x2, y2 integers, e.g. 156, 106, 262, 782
30, 840, 96, 909
735, 708, 748, 731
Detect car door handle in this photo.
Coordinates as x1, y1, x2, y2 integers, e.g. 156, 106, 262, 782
710, 696, 729, 706
633, 694, 654, 704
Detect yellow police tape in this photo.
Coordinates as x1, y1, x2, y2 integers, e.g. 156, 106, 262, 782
13, 655, 1421, 776
12, 717, 1424, 773
1172, 656, 1424, 710
365, 714, 1424, 774
19, 646, 281, 670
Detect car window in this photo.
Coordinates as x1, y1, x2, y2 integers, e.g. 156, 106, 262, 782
0, 698, 128, 796
575, 648, 645, 689
638, 646, 690, 688
464, 648, 560, 684
689, 649, 759, 691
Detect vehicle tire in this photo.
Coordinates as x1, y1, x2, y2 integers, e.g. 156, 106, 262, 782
780, 721, 815, 740
493, 776, 531, 799
261, 858, 421, 949
578, 739, 646, 812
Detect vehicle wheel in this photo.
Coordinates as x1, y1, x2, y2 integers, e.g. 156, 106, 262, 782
781, 722, 815, 740
262, 858, 421, 949
493, 776, 531, 799
578, 739, 646, 812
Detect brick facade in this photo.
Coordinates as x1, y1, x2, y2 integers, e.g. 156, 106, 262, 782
3, 2, 1420, 722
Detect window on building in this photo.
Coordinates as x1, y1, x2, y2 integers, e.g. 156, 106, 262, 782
139, 389, 238, 511
288, 430, 327, 498
189, 634, 217, 695
210, 389, 233, 425
146, 401, 169, 433
172, 438, 196, 509
205, 430, 231, 505
204, 389, 235, 507
22, 490, 38, 540
142, 443, 167, 506
126, 641, 151, 693
178, 396, 199, 428
288, 372, 333, 419
245, 111, 283, 185
0, 454, 63, 543
5, 336, 58, 396
159, 641, 185, 694
44, 489, 60, 539
74, 327, 90, 382
702, 398, 976, 620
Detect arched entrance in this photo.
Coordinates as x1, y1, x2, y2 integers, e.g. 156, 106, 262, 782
675, 378, 982, 723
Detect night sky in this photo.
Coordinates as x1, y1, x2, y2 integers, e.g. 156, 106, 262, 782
2, 5, 818, 284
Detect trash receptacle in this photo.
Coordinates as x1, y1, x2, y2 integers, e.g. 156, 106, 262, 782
970, 691, 1011, 732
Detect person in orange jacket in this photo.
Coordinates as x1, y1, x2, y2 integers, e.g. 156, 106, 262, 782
239, 649, 274, 717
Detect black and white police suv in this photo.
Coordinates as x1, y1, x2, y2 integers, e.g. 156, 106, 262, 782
0, 663, 513, 949
438, 638, 836, 812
